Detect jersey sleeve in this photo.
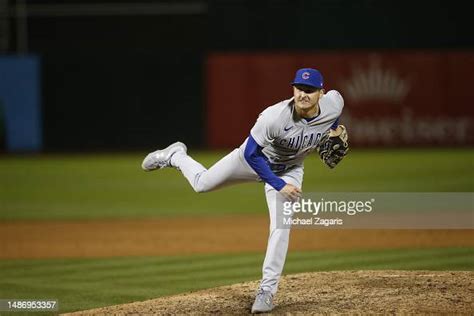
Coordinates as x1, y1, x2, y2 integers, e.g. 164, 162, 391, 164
326, 90, 344, 114
249, 109, 278, 147
244, 135, 286, 191
325, 90, 344, 129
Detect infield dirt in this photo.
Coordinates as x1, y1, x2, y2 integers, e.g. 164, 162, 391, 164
62, 270, 473, 315
1, 215, 473, 259
3, 216, 473, 314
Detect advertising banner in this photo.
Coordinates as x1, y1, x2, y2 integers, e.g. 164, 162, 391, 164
207, 52, 474, 147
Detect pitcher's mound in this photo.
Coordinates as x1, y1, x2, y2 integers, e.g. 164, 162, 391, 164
64, 270, 473, 315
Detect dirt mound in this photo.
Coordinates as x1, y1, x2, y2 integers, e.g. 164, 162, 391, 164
63, 270, 473, 315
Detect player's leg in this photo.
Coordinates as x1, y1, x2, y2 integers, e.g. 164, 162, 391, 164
260, 171, 302, 294
171, 148, 257, 192
142, 142, 257, 193
251, 167, 303, 313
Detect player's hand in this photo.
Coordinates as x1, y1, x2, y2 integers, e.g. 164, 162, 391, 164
279, 184, 302, 202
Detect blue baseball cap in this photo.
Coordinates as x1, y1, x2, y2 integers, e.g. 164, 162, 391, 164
291, 68, 324, 89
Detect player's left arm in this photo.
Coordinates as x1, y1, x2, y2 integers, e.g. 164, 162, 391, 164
316, 91, 349, 168
329, 117, 341, 135
329, 120, 345, 137
327, 92, 345, 135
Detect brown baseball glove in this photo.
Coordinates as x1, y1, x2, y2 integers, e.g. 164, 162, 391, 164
316, 125, 349, 168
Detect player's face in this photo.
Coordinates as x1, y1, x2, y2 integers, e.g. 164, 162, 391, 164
293, 85, 323, 112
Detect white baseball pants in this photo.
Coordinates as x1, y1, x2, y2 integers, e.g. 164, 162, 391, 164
171, 148, 303, 295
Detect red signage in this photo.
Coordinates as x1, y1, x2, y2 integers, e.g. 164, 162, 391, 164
207, 51, 474, 147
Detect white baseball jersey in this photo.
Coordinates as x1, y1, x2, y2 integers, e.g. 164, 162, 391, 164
239, 90, 344, 168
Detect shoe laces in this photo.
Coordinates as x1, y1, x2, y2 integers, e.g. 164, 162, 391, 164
154, 152, 170, 169
156, 161, 167, 168
256, 288, 272, 301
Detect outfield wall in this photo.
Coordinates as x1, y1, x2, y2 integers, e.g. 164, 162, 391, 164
1, 1, 471, 152
207, 51, 474, 148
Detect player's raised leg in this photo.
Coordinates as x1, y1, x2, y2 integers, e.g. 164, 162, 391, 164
171, 148, 259, 192
142, 142, 257, 193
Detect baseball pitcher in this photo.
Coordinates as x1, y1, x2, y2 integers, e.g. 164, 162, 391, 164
142, 68, 349, 313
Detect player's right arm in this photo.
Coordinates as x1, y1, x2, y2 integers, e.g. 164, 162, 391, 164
244, 106, 302, 201
244, 136, 301, 201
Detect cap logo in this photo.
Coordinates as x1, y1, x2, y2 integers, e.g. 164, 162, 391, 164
302, 72, 310, 80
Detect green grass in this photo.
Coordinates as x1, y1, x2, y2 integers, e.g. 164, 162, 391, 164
0, 247, 472, 313
0, 148, 473, 220
1, 150, 472, 314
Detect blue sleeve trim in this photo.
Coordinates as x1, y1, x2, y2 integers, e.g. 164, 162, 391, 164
330, 117, 340, 130
244, 135, 286, 191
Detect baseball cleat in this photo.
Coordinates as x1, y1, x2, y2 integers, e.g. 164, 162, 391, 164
141, 141, 187, 171
251, 288, 274, 313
